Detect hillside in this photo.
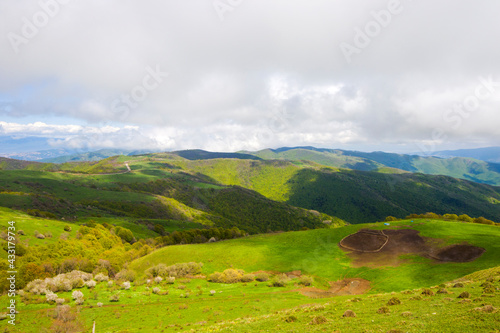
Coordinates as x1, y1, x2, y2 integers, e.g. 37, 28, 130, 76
154, 157, 500, 223
2, 219, 499, 332
431, 146, 500, 163
246, 147, 500, 186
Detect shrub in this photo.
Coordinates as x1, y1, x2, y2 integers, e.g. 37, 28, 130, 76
55, 298, 65, 305
115, 269, 136, 282
71, 290, 83, 300
46, 292, 58, 303
75, 297, 84, 305
152, 287, 161, 294
241, 274, 255, 283
17, 230, 25, 235
85, 280, 96, 289
342, 310, 356, 318
122, 281, 131, 290
154, 276, 163, 284
107, 281, 113, 287
271, 274, 290, 287
458, 291, 471, 298
207, 269, 245, 284
97, 302, 103, 307
283, 315, 298, 323
387, 297, 401, 305
146, 262, 203, 278
35, 231, 45, 239
64, 225, 72, 232
109, 293, 120, 302
401, 311, 413, 317
298, 275, 313, 286
453, 282, 464, 288
255, 273, 269, 282
166, 277, 175, 284
94, 273, 109, 282
421, 288, 435, 296
210, 290, 216, 296
377, 306, 390, 314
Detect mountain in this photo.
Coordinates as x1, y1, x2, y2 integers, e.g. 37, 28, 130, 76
431, 146, 500, 163
40, 148, 159, 163
244, 147, 500, 186
173, 149, 261, 161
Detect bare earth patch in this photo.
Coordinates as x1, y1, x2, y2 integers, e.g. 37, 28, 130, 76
298, 278, 371, 298
340, 228, 484, 268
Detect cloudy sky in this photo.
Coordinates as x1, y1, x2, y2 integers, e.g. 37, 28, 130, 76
1, 0, 499, 154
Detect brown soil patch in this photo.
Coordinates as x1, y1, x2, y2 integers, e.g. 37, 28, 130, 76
340, 228, 484, 268
298, 278, 370, 298
429, 244, 485, 262
340, 229, 388, 252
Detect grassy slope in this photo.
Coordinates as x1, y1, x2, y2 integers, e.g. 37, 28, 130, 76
130, 219, 500, 293
250, 147, 500, 186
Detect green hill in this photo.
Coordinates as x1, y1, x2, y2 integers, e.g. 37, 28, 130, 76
246, 147, 500, 186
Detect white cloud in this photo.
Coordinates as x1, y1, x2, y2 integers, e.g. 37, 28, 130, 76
1, 0, 500, 153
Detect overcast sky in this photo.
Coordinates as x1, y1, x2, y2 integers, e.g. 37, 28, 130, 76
1, 0, 499, 154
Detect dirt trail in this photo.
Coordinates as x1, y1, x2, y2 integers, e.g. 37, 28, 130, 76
298, 278, 371, 298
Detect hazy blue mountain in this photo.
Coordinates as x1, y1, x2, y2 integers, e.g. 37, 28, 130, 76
430, 147, 500, 163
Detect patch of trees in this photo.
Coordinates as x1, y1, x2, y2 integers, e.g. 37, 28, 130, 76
156, 227, 244, 247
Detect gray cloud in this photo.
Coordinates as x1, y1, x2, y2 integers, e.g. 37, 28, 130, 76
1, 0, 499, 153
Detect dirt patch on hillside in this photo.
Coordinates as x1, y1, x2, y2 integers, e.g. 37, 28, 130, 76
340, 229, 484, 267
298, 278, 371, 298
340, 229, 388, 252
429, 244, 485, 262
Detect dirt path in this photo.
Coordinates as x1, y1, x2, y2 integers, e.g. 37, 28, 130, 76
297, 278, 371, 298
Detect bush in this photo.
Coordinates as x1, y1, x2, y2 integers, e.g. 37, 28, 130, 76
166, 277, 175, 284
64, 225, 72, 232
207, 269, 245, 284
377, 306, 390, 314
154, 276, 163, 284
387, 297, 401, 305
146, 262, 203, 278
107, 281, 113, 287
271, 274, 290, 287
115, 269, 136, 282
342, 310, 356, 318
94, 273, 109, 282
310, 315, 328, 324
97, 302, 103, 307
421, 288, 435, 296
152, 287, 161, 294
458, 291, 471, 299
71, 290, 83, 300
255, 273, 269, 282
122, 281, 131, 290
109, 293, 120, 302
56, 298, 65, 305
46, 292, 58, 303
241, 274, 255, 283
298, 275, 313, 286
85, 280, 96, 289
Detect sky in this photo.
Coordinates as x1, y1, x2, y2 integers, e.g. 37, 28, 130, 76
1, 0, 499, 154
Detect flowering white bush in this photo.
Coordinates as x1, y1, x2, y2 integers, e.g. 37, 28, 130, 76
46, 292, 58, 303
72, 290, 84, 300
85, 280, 96, 288
152, 287, 161, 294
154, 276, 163, 284
166, 277, 175, 284
94, 273, 109, 282
97, 302, 103, 307
56, 298, 65, 305
122, 281, 131, 290
107, 280, 113, 287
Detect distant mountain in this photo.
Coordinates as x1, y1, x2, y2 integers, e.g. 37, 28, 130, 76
244, 147, 500, 186
430, 147, 500, 163
173, 149, 261, 161
40, 148, 159, 163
